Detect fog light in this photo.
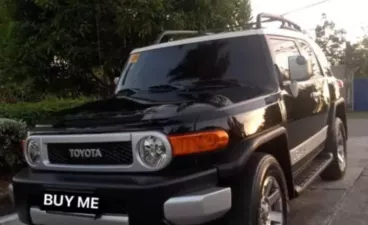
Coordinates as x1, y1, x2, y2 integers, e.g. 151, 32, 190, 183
137, 136, 168, 168
26, 140, 41, 165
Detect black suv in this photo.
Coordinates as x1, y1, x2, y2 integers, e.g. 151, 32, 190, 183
12, 13, 348, 225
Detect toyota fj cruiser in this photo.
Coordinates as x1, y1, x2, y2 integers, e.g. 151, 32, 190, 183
12, 13, 348, 225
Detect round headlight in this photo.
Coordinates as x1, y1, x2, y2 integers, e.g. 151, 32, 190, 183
137, 136, 168, 168
26, 140, 41, 165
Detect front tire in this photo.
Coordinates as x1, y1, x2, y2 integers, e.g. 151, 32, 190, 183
224, 153, 289, 225
320, 117, 347, 181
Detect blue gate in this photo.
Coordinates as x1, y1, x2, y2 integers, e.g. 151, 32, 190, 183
354, 78, 368, 111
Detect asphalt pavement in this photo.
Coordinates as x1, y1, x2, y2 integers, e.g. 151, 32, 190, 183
1, 119, 368, 225
289, 119, 368, 225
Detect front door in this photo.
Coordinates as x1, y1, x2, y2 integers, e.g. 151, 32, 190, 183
268, 37, 328, 171
296, 39, 330, 133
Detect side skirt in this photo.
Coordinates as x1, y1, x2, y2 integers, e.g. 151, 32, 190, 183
289, 126, 328, 166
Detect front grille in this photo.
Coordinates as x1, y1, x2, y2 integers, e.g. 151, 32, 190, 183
47, 142, 133, 165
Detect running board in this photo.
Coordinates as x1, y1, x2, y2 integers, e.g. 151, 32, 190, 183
293, 153, 333, 194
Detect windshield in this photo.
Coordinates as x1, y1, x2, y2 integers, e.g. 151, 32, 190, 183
117, 35, 277, 96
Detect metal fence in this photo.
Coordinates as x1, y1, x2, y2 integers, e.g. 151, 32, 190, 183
353, 77, 368, 111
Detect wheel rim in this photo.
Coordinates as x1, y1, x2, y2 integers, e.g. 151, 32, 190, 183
259, 176, 284, 225
337, 128, 346, 171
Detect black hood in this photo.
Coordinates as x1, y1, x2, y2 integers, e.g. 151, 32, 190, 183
39, 92, 234, 129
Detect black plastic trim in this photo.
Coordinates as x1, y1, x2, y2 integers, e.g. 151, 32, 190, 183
216, 126, 288, 179
327, 98, 347, 144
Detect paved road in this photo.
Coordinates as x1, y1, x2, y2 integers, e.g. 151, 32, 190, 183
2, 119, 368, 225
289, 119, 368, 225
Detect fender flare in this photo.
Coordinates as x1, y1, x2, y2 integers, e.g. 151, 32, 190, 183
217, 126, 289, 179
326, 98, 347, 144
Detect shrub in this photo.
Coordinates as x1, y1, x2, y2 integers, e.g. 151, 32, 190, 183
0, 97, 92, 126
0, 118, 27, 172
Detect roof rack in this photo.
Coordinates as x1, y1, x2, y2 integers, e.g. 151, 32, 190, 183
154, 30, 213, 44
254, 13, 302, 32
154, 13, 302, 44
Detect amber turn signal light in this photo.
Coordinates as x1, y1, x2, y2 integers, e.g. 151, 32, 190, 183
168, 130, 229, 156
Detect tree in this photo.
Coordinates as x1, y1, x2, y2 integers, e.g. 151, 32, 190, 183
0, 0, 251, 99
315, 14, 347, 66
349, 37, 368, 77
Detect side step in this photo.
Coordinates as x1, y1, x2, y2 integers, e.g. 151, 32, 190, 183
293, 153, 333, 193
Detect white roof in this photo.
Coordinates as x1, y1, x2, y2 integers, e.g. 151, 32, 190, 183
131, 28, 313, 54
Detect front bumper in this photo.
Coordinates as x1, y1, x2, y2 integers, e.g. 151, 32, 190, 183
12, 168, 231, 225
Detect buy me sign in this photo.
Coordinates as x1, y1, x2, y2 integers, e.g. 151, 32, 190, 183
43, 194, 100, 209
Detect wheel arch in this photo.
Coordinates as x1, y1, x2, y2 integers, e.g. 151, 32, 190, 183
254, 129, 296, 199
328, 98, 348, 141
217, 126, 296, 199
336, 101, 348, 139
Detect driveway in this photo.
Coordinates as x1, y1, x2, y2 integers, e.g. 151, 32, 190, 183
2, 119, 368, 225
289, 119, 368, 225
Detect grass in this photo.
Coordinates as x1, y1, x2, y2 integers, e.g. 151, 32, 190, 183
348, 112, 368, 119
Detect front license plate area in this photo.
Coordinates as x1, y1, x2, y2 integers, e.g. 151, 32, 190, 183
40, 191, 100, 215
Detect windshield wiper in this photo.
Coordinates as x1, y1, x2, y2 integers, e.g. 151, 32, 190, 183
115, 88, 140, 96
147, 80, 242, 94
148, 84, 185, 92
187, 79, 242, 90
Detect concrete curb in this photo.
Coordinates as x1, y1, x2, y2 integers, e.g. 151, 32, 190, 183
0, 184, 15, 222
0, 213, 18, 224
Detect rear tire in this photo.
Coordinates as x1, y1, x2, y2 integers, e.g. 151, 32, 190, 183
223, 153, 289, 225
320, 118, 347, 181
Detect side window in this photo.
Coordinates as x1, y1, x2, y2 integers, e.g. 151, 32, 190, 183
311, 42, 334, 76
297, 41, 324, 79
269, 39, 300, 82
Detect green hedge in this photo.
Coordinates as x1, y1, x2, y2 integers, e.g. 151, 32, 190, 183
0, 97, 92, 126
0, 118, 27, 172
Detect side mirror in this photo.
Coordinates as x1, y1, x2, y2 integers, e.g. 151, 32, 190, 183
288, 55, 312, 81
114, 77, 120, 85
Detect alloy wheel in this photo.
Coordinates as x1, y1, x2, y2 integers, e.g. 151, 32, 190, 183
259, 176, 284, 225
336, 128, 346, 171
